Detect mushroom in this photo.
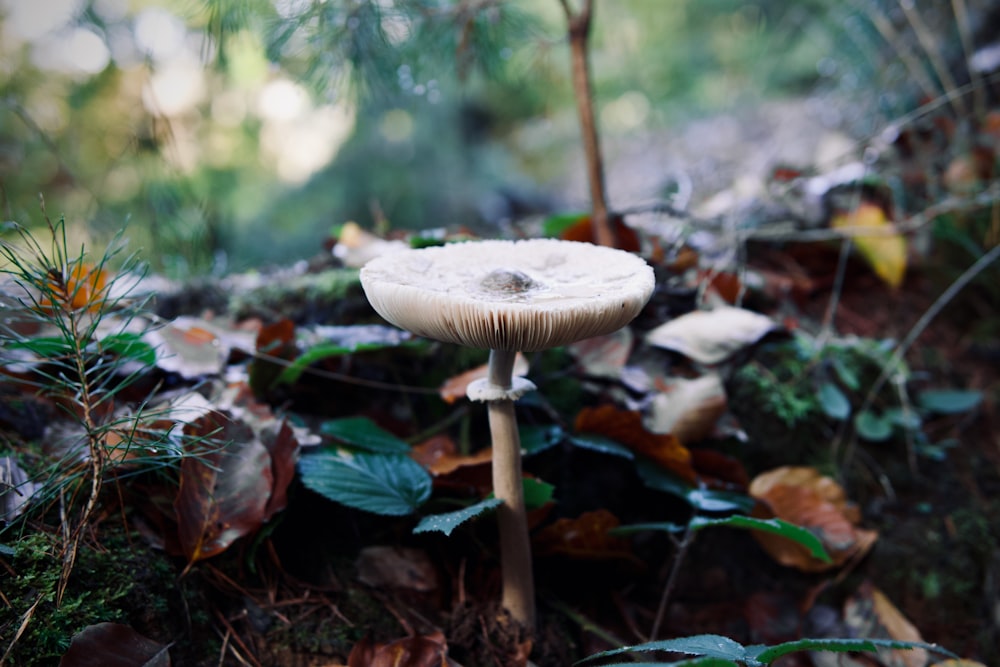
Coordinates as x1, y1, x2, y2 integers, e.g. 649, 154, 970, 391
360, 238, 655, 631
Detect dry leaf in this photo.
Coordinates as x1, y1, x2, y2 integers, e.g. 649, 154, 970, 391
749, 466, 876, 572
533, 509, 639, 565
568, 328, 634, 379
174, 410, 297, 564
575, 404, 696, 483
333, 221, 408, 268
831, 202, 907, 289
559, 213, 641, 251
347, 631, 450, 667
645, 307, 779, 365
645, 374, 728, 445
844, 581, 927, 667
356, 546, 439, 593
59, 622, 170, 667
930, 661, 988, 667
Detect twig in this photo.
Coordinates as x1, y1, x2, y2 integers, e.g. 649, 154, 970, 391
546, 598, 634, 653
558, 0, 614, 247
837, 242, 1000, 468
650, 517, 697, 640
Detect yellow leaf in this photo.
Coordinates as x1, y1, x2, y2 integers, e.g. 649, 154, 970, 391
832, 202, 907, 289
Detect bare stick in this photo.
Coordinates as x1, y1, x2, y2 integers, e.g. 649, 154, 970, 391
560, 0, 614, 247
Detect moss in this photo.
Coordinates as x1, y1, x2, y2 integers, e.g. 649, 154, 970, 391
0, 525, 216, 666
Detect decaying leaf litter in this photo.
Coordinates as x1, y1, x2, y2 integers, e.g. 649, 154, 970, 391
3, 8, 1000, 667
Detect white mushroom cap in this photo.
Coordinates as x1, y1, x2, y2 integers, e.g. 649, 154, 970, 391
360, 239, 655, 352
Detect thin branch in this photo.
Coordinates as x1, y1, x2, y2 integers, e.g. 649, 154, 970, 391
559, 0, 614, 247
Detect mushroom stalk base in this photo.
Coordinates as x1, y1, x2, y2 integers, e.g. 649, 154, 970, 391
485, 348, 536, 632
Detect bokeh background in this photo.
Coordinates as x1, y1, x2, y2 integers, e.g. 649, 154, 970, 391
1, 0, 994, 273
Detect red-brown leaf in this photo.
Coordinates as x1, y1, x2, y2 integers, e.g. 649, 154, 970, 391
347, 631, 449, 667
174, 411, 273, 564
574, 404, 696, 483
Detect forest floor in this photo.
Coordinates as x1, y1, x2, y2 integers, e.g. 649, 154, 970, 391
2, 90, 999, 667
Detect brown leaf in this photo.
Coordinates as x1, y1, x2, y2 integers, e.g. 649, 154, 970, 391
533, 509, 638, 565
749, 466, 877, 572
356, 546, 439, 593
575, 404, 696, 483
411, 435, 493, 480
250, 318, 298, 395
646, 374, 728, 445
560, 213, 641, 252
347, 631, 449, 667
844, 582, 927, 667
262, 420, 298, 520
174, 411, 273, 564
59, 623, 170, 667
689, 449, 749, 489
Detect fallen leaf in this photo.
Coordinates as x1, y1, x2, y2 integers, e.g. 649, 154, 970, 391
347, 631, 450, 667
575, 404, 696, 483
356, 546, 439, 592
558, 213, 641, 251
249, 318, 298, 395
568, 327, 634, 379
645, 307, 779, 365
645, 374, 728, 445
831, 202, 906, 289
333, 221, 409, 268
59, 623, 170, 667
1, 456, 38, 522
533, 509, 639, 564
439, 354, 529, 404
749, 466, 876, 572
844, 581, 927, 667
145, 317, 230, 379
930, 661, 988, 667
174, 411, 275, 564
411, 435, 493, 478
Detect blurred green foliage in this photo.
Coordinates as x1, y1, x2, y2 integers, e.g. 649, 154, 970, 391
0, 0, 979, 273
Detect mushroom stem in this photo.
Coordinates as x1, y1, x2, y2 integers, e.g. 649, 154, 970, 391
486, 348, 536, 631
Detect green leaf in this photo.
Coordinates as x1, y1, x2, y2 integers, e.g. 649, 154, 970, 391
829, 354, 860, 390
854, 409, 893, 441
567, 434, 635, 459
918, 389, 983, 415
884, 406, 922, 430
274, 325, 423, 386
520, 424, 563, 455
541, 212, 587, 238
750, 637, 955, 664
686, 489, 755, 514
319, 417, 411, 454
690, 516, 830, 562
578, 634, 749, 664
635, 460, 753, 513
522, 477, 555, 509
413, 497, 503, 536
612, 521, 687, 536
598, 661, 738, 667
100, 332, 157, 366
612, 517, 830, 563
298, 449, 431, 516
817, 382, 850, 420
